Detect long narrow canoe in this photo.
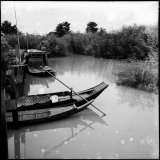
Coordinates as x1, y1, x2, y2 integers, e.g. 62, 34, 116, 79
6, 82, 109, 127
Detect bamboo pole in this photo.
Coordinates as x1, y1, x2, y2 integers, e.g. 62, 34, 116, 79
40, 66, 106, 116
14, 1, 21, 64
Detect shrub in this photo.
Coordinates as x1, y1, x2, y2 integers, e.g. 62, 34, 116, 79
116, 60, 158, 93
5, 34, 42, 49
1, 35, 17, 86
46, 34, 67, 57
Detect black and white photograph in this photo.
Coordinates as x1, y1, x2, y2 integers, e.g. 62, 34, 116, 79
1, 1, 159, 159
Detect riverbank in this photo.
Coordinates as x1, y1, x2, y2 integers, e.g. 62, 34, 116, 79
115, 59, 158, 94
4, 24, 158, 94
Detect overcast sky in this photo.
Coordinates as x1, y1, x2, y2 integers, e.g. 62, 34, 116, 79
1, 1, 158, 35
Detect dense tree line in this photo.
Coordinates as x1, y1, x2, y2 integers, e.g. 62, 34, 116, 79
2, 20, 158, 60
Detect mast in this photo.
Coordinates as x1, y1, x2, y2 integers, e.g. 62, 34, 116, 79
14, 1, 21, 63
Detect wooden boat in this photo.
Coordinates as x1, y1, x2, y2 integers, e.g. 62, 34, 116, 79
24, 49, 56, 77
6, 82, 108, 127
26, 65, 56, 77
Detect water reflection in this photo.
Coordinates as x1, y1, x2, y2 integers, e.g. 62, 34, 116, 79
116, 85, 157, 112
8, 55, 158, 159
48, 55, 117, 85
25, 55, 118, 95
7, 108, 108, 159
24, 74, 55, 95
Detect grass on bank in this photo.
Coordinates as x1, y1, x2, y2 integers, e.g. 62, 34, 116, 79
115, 59, 158, 94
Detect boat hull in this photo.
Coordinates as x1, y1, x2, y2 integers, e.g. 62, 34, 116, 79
6, 82, 109, 127
7, 99, 94, 127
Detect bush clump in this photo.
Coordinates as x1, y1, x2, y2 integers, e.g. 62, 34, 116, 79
116, 60, 158, 94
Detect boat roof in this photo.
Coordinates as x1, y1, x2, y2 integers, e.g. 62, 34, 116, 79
27, 49, 46, 53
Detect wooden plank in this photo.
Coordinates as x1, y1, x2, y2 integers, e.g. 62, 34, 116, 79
5, 99, 17, 111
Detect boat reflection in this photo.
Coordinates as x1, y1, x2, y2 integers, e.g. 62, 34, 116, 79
25, 55, 117, 95
7, 108, 108, 159
24, 74, 55, 95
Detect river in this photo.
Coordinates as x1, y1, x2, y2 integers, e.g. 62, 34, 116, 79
7, 54, 159, 159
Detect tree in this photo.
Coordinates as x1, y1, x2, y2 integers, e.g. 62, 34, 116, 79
55, 21, 71, 37
47, 31, 56, 36
98, 28, 107, 36
1, 33, 17, 86
86, 22, 98, 33
1, 20, 18, 35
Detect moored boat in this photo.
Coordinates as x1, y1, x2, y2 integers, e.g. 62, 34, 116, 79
6, 82, 109, 127
24, 49, 56, 77
26, 65, 56, 77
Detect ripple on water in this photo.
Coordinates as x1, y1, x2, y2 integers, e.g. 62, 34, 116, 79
130, 137, 134, 141
121, 140, 125, 144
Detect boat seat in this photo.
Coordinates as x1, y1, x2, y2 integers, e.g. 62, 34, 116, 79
17, 95, 51, 107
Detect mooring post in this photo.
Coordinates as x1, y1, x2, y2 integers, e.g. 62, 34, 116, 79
5, 99, 19, 130
1, 87, 9, 159
12, 110, 19, 129
8, 75, 19, 129
8, 73, 16, 99
70, 88, 73, 99
43, 53, 48, 66
23, 65, 26, 79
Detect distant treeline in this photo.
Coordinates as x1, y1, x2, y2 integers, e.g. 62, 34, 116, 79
5, 24, 158, 60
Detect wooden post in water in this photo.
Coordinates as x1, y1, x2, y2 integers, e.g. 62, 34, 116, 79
8, 74, 19, 129
9, 74, 17, 99
14, 132, 21, 159
5, 99, 19, 129
42, 53, 48, 66
1, 87, 9, 159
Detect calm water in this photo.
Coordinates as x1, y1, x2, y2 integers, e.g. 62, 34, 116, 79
7, 54, 159, 159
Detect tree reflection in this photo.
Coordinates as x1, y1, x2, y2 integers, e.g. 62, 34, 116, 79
116, 85, 157, 112
25, 55, 117, 94
48, 55, 117, 85
7, 108, 108, 159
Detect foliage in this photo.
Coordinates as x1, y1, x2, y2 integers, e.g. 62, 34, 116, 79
145, 24, 158, 53
46, 34, 67, 57
98, 28, 107, 36
61, 33, 74, 54
4, 23, 158, 61
55, 21, 71, 37
47, 31, 56, 36
1, 34, 17, 86
86, 22, 98, 33
5, 34, 41, 49
116, 60, 158, 94
69, 33, 87, 55
1, 20, 18, 35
